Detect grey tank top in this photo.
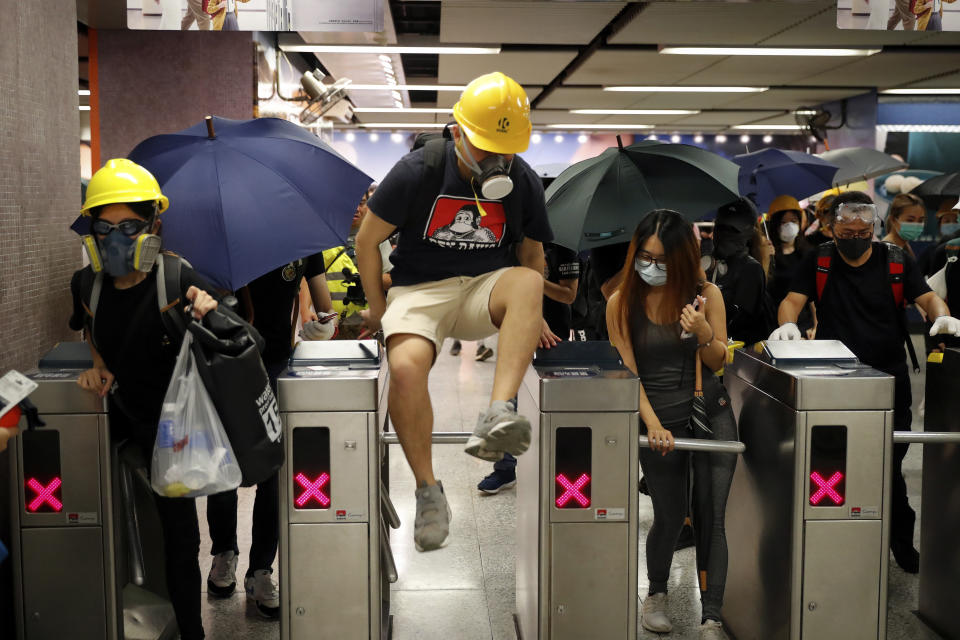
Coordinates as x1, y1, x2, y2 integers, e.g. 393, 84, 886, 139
631, 319, 699, 428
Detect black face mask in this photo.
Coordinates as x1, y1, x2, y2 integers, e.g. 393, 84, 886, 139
699, 237, 714, 258
835, 237, 871, 261
714, 234, 748, 260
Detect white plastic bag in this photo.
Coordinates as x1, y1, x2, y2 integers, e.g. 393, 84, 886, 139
152, 333, 243, 498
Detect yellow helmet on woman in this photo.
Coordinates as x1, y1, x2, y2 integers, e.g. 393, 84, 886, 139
453, 72, 532, 154
82, 158, 169, 215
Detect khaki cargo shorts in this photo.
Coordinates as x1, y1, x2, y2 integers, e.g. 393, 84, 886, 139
381, 267, 511, 354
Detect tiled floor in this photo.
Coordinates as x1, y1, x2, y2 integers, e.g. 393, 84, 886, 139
197, 335, 942, 640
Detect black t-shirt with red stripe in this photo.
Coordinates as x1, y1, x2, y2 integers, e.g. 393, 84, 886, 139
789, 242, 931, 370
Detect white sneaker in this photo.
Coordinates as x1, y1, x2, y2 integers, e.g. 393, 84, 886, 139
206, 551, 237, 597
641, 593, 672, 633
244, 569, 280, 619
700, 619, 727, 639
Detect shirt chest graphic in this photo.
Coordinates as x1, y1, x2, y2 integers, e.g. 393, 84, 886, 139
423, 196, 506, 250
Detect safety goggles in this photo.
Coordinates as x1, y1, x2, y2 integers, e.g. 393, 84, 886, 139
91, 217, 153, 237
835, 203, 877, 224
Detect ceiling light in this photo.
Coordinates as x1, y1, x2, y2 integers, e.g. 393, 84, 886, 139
604, 86, 768, 93
880, 88, 960, 95
734, 124, 805, 130
660, 46, 880, 57
716, 134, 728, 143
369, 133, 380, 142
794, 110, 818, 116
280, 44, 501, 55
544, 124, 655, 130
569, 109, 700, 115
694, 134, 704, 143
740, 134, 751, 143
378, 54, 392, 63
876, 124, 960, 132
393, 100, 404, 108
391, 91, 402, 101
346, 84, 467, 92
353, 107, 453, 114
532, 133, 542, 144
345, 131, 356, 142
391, 133, 403, 143
763, 134, 773, 143
353, 123, 448, 129
554, 134, 564, 143
78, 89, 91, 96
79, 105, 91, 111
670, 134, 681, 143
646, 134, 658, 141
577, 134, 588, 143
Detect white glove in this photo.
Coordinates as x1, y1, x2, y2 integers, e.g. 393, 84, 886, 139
929, 315, 960, 338
300, 313, 339, 341
768, 322, 802, 341
926, 266, 948, 300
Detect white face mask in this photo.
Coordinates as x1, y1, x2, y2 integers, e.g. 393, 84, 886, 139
635, 258, 667, 287
779, 221, 800, 243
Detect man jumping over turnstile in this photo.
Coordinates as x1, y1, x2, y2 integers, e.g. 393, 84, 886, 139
355, 71, 555, 551
770, 191, 960, 573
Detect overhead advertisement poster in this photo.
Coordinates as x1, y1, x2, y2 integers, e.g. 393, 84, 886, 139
127, 0, 384, 32
837, 0, 959, 31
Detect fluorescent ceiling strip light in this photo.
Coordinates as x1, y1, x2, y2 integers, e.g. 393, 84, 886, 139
79, 89, 91, 96
570, 109, 700, 115
660, 46, 880, 57
734, 124, 804, 130
881, 88, 960, 95
353, 107, 453, 114
876, 124, 960, 132
347, 84, 466, 92
280, 44, 500, 54
544, 124, 654, 130
603, 86, 768, 93
353, 123, 448, 129
79, 105, 91, 111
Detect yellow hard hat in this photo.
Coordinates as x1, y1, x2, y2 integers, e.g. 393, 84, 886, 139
768, 195, 802, 217
81, 158, 169, 216
452, 72, 532, 154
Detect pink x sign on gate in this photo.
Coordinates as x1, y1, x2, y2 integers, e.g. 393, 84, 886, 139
809, 470, 843, 505
556, 473, 591, 508
295, 472, 330, 508
26, 477, 63, 512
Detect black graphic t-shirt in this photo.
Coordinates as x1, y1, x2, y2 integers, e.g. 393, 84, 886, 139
367, 141, 553, 286
543, 243, 580, 337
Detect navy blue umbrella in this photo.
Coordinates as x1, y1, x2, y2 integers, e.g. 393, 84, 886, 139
734, 148, 839, 213
120, 116, 372, 291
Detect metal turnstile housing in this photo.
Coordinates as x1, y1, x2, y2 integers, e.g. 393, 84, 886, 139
724, 341, 894, 640
918, 348, 960, 640
278, 340, 391, 640
516, 342, 640, 639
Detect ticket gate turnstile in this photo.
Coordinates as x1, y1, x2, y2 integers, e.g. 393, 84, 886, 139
724, 340, 895, 640
515, 341, 639, 640
278, 340, 395, 640
918, 348, 960, 640
8, 342, 176, 640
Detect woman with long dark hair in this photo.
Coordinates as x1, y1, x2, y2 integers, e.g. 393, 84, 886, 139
606, 209, 733, 640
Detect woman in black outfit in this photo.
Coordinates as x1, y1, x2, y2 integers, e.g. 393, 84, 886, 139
767, 196, 814, 337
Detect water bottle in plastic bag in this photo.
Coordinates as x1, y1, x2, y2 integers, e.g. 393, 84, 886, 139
152, 333, 243, 498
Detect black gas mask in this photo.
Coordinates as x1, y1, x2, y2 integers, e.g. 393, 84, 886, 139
455, 135, 514, 199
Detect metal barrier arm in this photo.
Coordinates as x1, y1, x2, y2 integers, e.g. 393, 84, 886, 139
381, 432, 470, 445
893, 431, 960, 444
118, 462, 146, 587
639, 435, 745, 454
379, 519, 399, 584
380, 482, 401, 529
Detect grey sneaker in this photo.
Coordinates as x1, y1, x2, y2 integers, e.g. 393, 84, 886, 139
414, 481, 451, 552
464, 401, 532, 462
641, 593, 672, 633
700, 619, 727, 640
207, 550, 238, 597
244, 569, 279, 619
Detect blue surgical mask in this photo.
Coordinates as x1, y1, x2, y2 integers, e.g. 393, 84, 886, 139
635, 258, 667, 287
940, 222, 960, 237
99, 230, 137, 277
897, 221, 924, 242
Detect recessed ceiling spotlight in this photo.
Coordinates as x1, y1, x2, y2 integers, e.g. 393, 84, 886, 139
531, 133, 542, 144
577, 134, 588, 143
740, 134, 751, 144
554, 134, 565, 143
716, 134, 728, 143
694, 134, 704, 144
391, 133, 403, 143
670, 134, 681, 143
646, 134, 658, 141
369, 133, 380, 142
763, 134, 773, 143
345, 131, 356, 142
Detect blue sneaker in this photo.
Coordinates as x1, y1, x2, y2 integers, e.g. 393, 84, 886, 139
477, 470, 517, 494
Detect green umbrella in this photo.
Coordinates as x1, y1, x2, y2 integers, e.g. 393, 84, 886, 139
545, 138, 740, 251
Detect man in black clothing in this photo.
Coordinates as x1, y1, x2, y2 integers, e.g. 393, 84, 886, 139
476, 243, 579, 494
706, 198, 774, 346
205, 257, 334, 617
771, 191, 960, 573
